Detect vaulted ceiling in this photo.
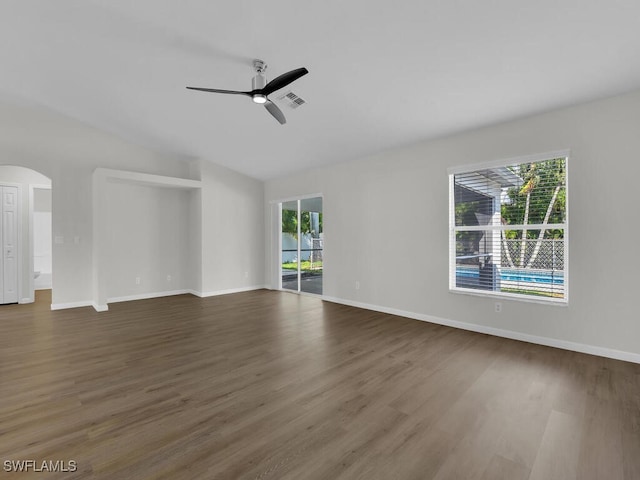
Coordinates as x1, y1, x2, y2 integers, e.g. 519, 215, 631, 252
2, 1, 640, 180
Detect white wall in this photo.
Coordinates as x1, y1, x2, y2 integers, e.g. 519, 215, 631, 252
199, 160, 265, 295
105, 182, 192, 300
0, 165, 51, 300
0, 100, 193, 307
265, 89, 640, 359
0, 99, 266, 308
33, 187, 52, 289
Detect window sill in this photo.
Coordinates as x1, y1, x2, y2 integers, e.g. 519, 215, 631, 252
449, 287, 569, 307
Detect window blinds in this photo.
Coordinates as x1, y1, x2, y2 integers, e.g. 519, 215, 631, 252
450, 156, 567, 302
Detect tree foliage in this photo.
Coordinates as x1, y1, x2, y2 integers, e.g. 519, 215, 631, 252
501, 158, 566, 239
282, 209, 323, 238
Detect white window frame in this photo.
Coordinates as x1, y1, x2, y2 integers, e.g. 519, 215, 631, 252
448, 150, 569, 305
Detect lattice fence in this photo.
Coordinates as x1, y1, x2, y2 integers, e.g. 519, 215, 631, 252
501, 238, 564, 269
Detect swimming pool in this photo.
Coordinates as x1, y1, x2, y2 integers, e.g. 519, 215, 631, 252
456, 266, 564, 285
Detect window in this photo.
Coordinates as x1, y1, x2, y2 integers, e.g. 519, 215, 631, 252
449, 152, 568, 303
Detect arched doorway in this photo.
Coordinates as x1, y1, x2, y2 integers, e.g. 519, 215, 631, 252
0, 166, 52, 305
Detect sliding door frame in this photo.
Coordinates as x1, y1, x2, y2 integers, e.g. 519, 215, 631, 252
273, 193, 323, 296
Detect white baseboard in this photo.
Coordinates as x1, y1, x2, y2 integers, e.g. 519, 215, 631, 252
50, 288, 267, 313
51, 300, 94, 311
322, 296, 640, 365
191, 285, 268, 298
92, 303, 109, 312
19, 297, 34, 304
107, 289, 191, 304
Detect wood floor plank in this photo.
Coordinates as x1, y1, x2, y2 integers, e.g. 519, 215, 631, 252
480, 454, 530, 480
1, 289, 639, 479
528, 410, 583, 480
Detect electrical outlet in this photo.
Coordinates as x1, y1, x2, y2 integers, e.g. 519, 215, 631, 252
167, 275, 172, 282
355, 281, 360, 290
244, 271, 249, 279
495, 302, 502, 313
135, 277, 141, 285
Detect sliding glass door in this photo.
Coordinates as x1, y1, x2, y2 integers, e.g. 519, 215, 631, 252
281, 201, 299, 292
280, 197, 323, 295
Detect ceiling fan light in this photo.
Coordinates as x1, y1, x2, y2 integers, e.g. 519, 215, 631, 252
252, 94, 267, 104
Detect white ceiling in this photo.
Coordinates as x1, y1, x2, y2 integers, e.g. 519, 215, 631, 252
2, 1, 640, 180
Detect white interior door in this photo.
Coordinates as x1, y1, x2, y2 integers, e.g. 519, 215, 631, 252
1, 185, 19, 304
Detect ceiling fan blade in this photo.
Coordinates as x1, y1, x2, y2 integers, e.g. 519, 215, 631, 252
262, 67, 308, 96
186, 87, 251, 96
264, 100, 286, 125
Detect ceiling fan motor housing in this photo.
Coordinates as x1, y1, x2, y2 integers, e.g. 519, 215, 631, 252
251, 75, 267, 103
251, 60, 267, 103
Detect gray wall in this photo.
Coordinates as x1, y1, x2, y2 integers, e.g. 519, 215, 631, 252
265, 89, 640, 359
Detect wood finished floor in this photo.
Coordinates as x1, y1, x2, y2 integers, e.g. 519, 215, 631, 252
0, 290, 638, 480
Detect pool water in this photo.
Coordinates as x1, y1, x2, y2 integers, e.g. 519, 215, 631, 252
456, 266, 564, 285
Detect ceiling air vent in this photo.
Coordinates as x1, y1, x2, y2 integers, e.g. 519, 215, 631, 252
278, 91, 306, 109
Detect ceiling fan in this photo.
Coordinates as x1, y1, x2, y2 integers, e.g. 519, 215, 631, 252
187, 60, 308, 125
